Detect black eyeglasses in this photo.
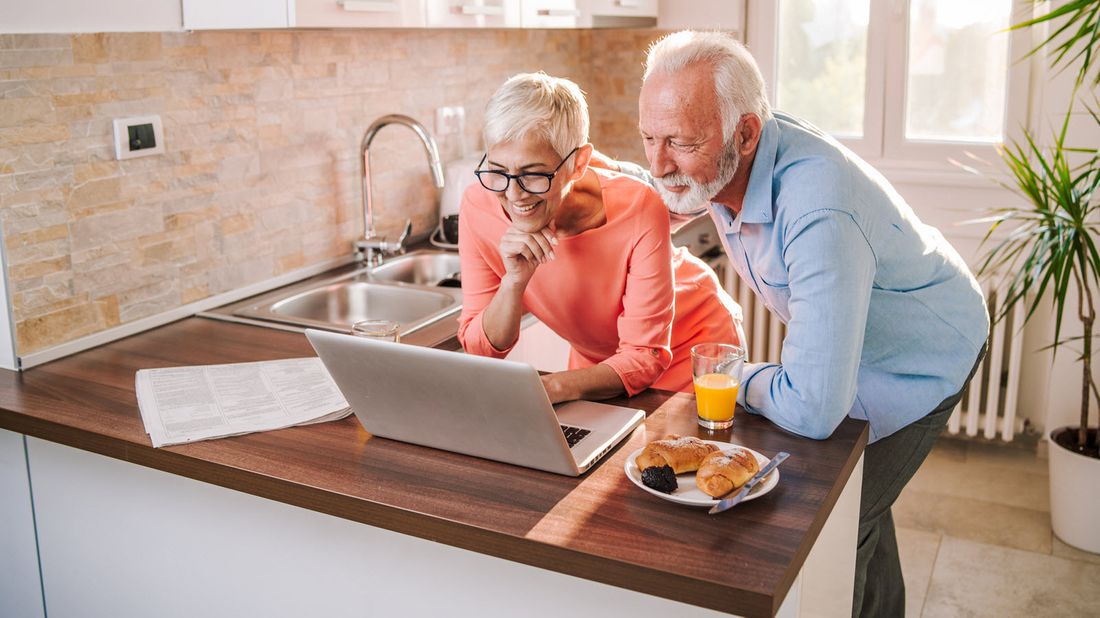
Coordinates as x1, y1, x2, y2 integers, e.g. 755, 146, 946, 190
474, 147, 579, 195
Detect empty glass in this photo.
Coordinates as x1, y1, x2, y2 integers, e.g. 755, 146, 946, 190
350, 319, 400, 342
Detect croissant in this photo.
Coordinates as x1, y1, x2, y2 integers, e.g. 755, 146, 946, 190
635, 435, 719, 474
695, 448, 760, 498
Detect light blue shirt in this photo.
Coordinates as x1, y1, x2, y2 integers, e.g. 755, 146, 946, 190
712, 112, 989, 442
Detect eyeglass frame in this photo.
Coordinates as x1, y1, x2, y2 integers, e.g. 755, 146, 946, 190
473, 146, 580, 195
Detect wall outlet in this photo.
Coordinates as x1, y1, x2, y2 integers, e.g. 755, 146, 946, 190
113, 115, 165, 160
434, 106, 465, 136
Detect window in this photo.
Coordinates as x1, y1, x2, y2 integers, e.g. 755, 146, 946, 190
775, 0, 870, 138
748, 0, 1031, 171
903, 0, 1011, 142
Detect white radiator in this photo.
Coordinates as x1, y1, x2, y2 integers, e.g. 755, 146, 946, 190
948, 284, 1025, 441
710, 257, 1023, 441
706, 256, 785, 365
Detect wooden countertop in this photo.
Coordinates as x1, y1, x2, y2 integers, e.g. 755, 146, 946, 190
0, 317, 867, 618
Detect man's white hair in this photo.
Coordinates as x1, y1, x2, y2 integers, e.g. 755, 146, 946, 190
483, 72, 589, 158
644, 30, 772, 140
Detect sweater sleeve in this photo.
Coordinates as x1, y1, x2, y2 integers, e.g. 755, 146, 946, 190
599, 192, 675, 395
455, 190, 514, 358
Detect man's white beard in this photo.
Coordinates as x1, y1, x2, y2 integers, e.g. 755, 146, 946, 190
655, 142, 740, 216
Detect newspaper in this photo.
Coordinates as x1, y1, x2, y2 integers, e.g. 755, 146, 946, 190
135, 357, 352, 448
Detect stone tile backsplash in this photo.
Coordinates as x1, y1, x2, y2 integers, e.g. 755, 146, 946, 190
0, 28, 661, 355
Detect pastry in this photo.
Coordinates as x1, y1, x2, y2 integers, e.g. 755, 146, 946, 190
695, 448, 760, 498
635, 435, 720, 474
635, 435, 720, 493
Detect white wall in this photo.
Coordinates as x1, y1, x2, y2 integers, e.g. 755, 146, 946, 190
0, 0, 181, 33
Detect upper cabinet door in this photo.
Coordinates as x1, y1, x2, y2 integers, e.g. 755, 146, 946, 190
519, 0, 580, 28
657, 0, 744, 34
183, 0, 291, 29
183, 0, 426, 29
297, 0, 426, 28
577, 0, 657, 28
424, 0, 521, 28
183, 0, 672, 30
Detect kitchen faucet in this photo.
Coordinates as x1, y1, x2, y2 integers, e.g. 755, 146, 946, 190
355, 114, 446, 266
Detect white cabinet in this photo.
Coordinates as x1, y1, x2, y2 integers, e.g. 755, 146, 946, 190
0, 0, 181, 33
578, 0, 657, 28
657, 0, 744, 34
0, 430, 44, 618
424, 0, 521, 28
183, 0, 426, 30
297, 0, 426, 28
181, 0, 672, 30
519, 0, 580, 28
182, 0, 289, 29
23, 435, 827, 617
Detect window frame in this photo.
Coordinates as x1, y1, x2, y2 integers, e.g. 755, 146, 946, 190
746, 0, 1035, 179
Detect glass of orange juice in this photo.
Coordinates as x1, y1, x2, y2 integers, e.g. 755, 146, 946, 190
691, 343, 746, 431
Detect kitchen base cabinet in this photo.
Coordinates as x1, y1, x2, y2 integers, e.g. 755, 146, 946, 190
20, 433, 860, 617
0, 429, 45, 618
0, 317, 868, 617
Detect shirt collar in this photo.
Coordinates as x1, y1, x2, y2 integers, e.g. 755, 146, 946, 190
717, 115, 779, 227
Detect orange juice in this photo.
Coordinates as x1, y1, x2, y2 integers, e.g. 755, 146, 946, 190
693, 373, 739, 422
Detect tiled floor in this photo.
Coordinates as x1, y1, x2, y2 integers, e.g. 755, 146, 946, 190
894, 436, 1100, 617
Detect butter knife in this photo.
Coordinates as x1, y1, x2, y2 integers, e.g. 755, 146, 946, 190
708, 451, 790, 515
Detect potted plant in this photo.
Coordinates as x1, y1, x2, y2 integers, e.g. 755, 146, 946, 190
969, 0, 1099, 553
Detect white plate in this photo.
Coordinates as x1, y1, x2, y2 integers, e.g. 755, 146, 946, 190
624, 440, 779, 507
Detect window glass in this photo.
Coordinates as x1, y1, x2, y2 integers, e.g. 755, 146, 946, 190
775, 0, 870, 137
905, 0, 1012, 142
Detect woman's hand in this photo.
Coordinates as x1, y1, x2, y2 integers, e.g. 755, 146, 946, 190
540, 365, 626, 404
498, 225, 558, 287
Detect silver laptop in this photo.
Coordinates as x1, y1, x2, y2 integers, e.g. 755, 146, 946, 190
305, 329, 645, 476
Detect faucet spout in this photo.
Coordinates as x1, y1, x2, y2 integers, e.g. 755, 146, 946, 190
356, 114, 445, 265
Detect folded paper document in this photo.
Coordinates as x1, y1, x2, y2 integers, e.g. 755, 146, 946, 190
136, 357, 351, 447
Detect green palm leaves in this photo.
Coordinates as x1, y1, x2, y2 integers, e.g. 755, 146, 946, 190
977, 0, 1100, 450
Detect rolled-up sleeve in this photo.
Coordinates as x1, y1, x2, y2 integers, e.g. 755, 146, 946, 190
739, 209, 875, 439
600, 205, 675, 395
456, 196, 514, 358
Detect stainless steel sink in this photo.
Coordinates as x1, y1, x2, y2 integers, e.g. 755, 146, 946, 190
230, 250, 462, 337
369, 251, 461, 286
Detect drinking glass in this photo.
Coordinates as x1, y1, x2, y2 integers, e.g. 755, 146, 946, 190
350, 319, 400, 342
691, 343, 746, 431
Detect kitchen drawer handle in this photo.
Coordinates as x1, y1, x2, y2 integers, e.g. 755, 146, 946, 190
460, 4, 504, 16
536, 8, 581, 17
616, 0, 640, 7
338, 0, 399, 12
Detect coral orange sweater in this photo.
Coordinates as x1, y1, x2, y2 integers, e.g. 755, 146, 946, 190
457, 168, 742, 395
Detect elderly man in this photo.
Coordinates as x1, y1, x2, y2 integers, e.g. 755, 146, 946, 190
635, 31, 989, 616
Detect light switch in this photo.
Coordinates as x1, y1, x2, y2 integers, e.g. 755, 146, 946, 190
113, 115, 165, 160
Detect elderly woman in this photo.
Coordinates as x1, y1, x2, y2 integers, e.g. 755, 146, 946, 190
457, 72, 743, 404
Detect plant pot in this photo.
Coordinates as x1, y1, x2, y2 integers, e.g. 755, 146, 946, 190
1048, 427, 1100, 554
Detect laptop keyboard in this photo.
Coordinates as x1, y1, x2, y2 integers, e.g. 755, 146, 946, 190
560, 424, 591, 448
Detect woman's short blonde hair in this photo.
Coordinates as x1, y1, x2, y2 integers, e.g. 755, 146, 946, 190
483, 72, 589, 158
